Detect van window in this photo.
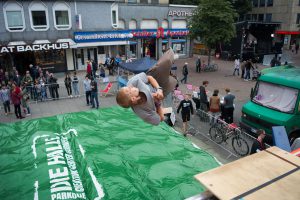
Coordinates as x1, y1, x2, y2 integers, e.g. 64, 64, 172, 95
252, 81, 298, 113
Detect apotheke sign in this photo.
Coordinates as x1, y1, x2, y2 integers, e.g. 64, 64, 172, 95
168, 10, 193, 17
0, 42, 69, 53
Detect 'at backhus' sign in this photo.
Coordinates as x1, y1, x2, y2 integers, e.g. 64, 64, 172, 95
0, 42, 69, 53
74, 28, 189, 43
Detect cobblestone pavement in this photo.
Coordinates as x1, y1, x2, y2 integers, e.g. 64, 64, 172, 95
1, 49, 299, 163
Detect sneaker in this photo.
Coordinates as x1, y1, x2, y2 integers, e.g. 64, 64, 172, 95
5, 113, 8, 116
26, 113, 31, 116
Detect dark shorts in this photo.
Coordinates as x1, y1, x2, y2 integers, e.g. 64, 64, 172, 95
181, 112, 190, 122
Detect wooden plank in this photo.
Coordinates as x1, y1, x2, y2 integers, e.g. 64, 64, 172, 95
244, 170, 300, 200
195, 149, 297, 200
266, 146, 300, 166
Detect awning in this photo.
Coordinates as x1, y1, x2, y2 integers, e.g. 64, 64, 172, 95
129, 41, 137, 45
32, 40, 51, 44
56, 38, 76, 47
8, 41, 26, 46
172, 39, 186, 43
75, 40, 129, 48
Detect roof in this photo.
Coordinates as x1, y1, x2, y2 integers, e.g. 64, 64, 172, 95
260, 66, 300, 89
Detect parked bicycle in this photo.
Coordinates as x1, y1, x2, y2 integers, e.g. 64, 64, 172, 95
209, 118, 249, 156
202, 63, 218, 72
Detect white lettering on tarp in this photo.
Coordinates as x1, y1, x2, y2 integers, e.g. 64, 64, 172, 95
51, 192, 86, 200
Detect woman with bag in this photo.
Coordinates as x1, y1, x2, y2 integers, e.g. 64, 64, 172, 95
209, 89, 220, 125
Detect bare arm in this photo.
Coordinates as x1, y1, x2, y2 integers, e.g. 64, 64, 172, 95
148, 75, 163, 100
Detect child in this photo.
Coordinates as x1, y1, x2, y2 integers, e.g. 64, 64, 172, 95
116, 48, 177, 126
0, 84, 11, 115
177, 94, 194, 136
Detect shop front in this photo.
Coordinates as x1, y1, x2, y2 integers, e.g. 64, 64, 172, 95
74, 28, 189, 65
0, 42, 73, 74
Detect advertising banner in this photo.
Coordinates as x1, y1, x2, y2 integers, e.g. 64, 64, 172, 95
0, 107, 219, 200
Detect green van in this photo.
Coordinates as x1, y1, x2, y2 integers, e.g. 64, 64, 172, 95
240, 66, 300, 143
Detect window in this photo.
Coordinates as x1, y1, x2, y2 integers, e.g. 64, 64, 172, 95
253, 0, 258, 7
140, 0, 148, 3
128, 0, 137, 3
129, 19, 137, 29
258, 14, 264, 21
259, 0, 265, 7
98, 47, 105, 54
3, 1, 25, 32
267, 0, 273, 6
252, 14, 258, 21
53, 2, 71, 30
29, 1, 49, 31
265, 13, 272, 22
162, 20, 168, 29
297, 14, 300, 24
151, 0, 159, 4
111, 3, 118, 28
118, 19, 125, 29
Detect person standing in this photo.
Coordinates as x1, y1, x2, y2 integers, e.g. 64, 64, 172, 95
83, 75, 91, 106
209, 89, 220, 125
92, 59, 98, 78
72, 72, 79, 97
177, 94, 194, 137
86, 60, 92, 78
240, 61, 246, 79
244, 59, 253, 81
270, 56, 277, 67
296, 43, 299, 54
48, 73, 59, 100
180, 62, 188, 84
21, 71, 33, 99
199, 81, 209, 111
223, 88, 235, 124
250, 129, 266, 154
20, 84, 31, 116
13, 70, 22, 87
0, 84, 11, 115
64, 73, 72, 97
90, 77, 99, 109
233, 57, 240, 76
196, 56, 201, 73
11, 83, 24, 119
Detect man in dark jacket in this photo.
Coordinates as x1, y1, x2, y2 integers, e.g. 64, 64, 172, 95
180, 63, 188, 84
90, 77, 99, 109
199, 80, 209, 111
48, 73, 59, 100
177, 94, 194, 136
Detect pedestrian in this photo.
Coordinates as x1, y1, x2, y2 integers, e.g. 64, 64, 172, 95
72, 72, 79, 97
99, 64, 106, 78
64, 73, 72, 97
21, 84, 31, 116
86, 60, 92, 78
233, 57, 240, 76
296, 43, 299, 54
250, 129, 266, 154
177, 94, 194, 136
196, 56, 201, 73
13, 70, 22, 87
223, 88, 235, 124
90, 77, 99, 109
199, 81, 209, 111
0, 84, 11, 115
92, 59, 98, 78
22, 70, 33, 99
48, 73, 59, 100
83, 75, 91, 106
209, 89, 220, 125
240, 61, 246, 79
291, 42, 296, 53
0, 69, 4, 84
180, 62, 188, 84
11, 83, 24, 119
244, 59, 253, 81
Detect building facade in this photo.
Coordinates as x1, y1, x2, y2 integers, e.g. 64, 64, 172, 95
248, 0, 300, 49
0, 0, 195, 73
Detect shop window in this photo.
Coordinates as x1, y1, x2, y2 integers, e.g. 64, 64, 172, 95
252, 0, 258, 7
53, 2, 71, 30
3, 1, 25, 32
141, 19, 158, 29
111, 4, 118, 28
252, 14, 258, 21
29, 1, 49, 31
151, 0, 159, 4
98, 46, 105, 54
171, 19, 187, 29
259, 0, 265, 7
265, 13, 272, 22
140, 0, 148, 4
118, 19, 125, 29
162, 20, 168, 29
35, 49, 66, 72
128, 0, 137, 3
267, 0, 273, 6
258, 14, 264, 22
129, 19, 137, 29
297, 14, 300, 24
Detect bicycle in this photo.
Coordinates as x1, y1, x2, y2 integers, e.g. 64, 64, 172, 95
202, 63, 218, 72
209, 118, 249, 156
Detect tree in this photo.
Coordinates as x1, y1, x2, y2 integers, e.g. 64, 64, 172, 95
188, 0, 237, 65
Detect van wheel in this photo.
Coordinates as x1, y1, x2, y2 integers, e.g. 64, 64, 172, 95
288, 128, 300, 145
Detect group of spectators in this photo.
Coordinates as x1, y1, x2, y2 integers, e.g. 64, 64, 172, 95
233, 58, 260, 81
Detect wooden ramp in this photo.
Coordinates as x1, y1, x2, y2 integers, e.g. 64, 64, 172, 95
195, 147, 300, 200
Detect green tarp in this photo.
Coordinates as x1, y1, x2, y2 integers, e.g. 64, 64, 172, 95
0, 107, 219, 200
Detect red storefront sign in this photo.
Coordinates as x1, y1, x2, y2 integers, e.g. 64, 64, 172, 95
275, 30, 300, 35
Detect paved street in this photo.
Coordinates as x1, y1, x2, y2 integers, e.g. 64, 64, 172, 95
1, 49, 299, 164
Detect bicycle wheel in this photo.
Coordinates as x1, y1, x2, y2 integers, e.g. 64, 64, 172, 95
213, 64, 219, 71
232, 136, 249, 156
209, 126, 224, 144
